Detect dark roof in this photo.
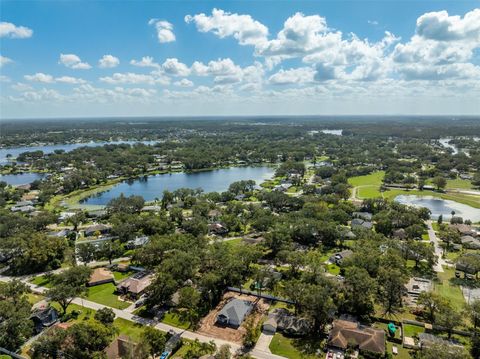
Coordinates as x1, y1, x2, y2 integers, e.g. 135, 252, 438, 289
328, 319, 385, 354
217, 298, 253, 325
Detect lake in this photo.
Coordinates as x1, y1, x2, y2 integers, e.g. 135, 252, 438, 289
0, 140, 158, 164
81, 166, 275, 206
395, 195, 480, 222
0, 173, 46, 186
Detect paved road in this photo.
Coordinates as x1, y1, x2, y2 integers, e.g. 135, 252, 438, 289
0, 273, 285, 359
426, 220, 446, 273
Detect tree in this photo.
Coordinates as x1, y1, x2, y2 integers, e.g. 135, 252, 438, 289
417, 292, 448, 323
343, 267, 376, 318
435, 303, 461, 339
243, 316, 260, 348
177, 286, 201, 327
464, 299, 480, 330
140, 326, 167, 358
97, 239, 124, 265
377, 268, 406, 315
48, 266, 92, 315
405, 240, 437, 269
437, 214, 443, 224
145, 271, 178, 309
76, 242, 96, 264
432, 176, 447, 191
106, 193, 145, 214
419, 342, 470, 359
439, 227, 461, 253
215, 345, 231, 359
94, 307, 116, 325
32, 320, 115, 359
184, 339, 216, 359
0, 280, 33, 351
67, 211, 86, 231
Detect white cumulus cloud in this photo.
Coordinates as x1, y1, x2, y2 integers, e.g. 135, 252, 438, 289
148, 19, 176, 43
0, 21, 33, 38
0, 55, 13, 67
185, 8, 268, 46
98, 55, 120, 68
59, 54, 92, 70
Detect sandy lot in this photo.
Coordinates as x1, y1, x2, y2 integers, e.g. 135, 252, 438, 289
196, 291, 270, 343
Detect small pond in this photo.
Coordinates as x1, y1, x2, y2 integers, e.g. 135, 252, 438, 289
395, 195, 480, 222
0, 173, 46, 186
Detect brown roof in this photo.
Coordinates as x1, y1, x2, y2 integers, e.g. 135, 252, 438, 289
88, 268, 114, 285
104, 335, 138, 359
328, 320, 385, 354
118, 273, 153, 294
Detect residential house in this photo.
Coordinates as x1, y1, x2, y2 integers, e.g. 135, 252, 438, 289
352, 212, 373, 221
451, 224, 476, 237
328, 319, 385, 355
263, 309, 312, 336
330, 250, 353, 265
125, 236, 149, 249
104, 335, 139, 359
351, 218, 373, 230
88, 267, 115, 287
461, 235, 480, 249
216, 298, 253, 328
30, 304, 59, 334
455, 254, 480, 279
116, 271, 153, 299
84, 223, 112, 237
208, 222, 228, 236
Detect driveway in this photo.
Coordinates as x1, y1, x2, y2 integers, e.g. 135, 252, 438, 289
426, 220, 446, 273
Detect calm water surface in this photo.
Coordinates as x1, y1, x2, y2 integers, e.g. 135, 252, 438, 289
0, 141, 158, 164
0, 173, 46, 186
395, 195, 480, 222
82, 166, 275, 205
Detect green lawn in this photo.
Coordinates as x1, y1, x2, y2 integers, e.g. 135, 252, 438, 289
269, 333, 322, 359
86, 282, 131, 309
403, 324, 425, 338
357, 186, 382, 198
348, 171, 385, 199
162, 311, 191, 330
113, 270, 134, 282
324, 263, 341, 275
446, 178, 473, 190
27, 293, 45, 304
386, 342, 412, 359
30, 275, 53, 288
434, 267, 466, 311
348, 171, 385, 187
114, 318, 145, 341
224, 237, 244, 247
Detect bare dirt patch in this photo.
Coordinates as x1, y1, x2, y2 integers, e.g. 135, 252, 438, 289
196, 291, 270, 344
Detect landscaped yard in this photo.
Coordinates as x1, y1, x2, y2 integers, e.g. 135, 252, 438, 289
403, 324, 425, 338
86, 282, 131, 309
269, 333, 323, 359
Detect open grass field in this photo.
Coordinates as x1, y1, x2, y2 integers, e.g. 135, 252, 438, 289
348, 171, 385, 199
348, 171, 385, 187
86, 282, 131, 309
403, 324, 425, 338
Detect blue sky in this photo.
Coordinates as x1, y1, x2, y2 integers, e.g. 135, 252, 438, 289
1, 0, 479, 118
